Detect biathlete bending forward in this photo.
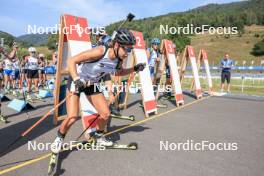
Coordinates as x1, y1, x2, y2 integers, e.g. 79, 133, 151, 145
51, 29, 146, 153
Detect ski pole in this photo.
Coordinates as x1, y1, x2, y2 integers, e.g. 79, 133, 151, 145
111, 13, 135, 40
75, 114, 99, 141
0, 93, 73, 157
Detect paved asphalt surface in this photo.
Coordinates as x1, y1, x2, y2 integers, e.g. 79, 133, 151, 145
0, 92, 263, 176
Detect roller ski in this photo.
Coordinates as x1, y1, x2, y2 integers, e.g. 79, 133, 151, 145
109, 104, 135, 121
48, 135, 63, 176
75, 138, 138, 150
110, 114, 135, 121
47, 152, 59, 176
92, 131, 138, 150
106, 142, 138, 150
48, 134, 137, 175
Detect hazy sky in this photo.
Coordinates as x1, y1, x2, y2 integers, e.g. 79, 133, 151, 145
0, 0, 243, 36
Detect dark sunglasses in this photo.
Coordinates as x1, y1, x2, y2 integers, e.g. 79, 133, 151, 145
121, 45, 133, 53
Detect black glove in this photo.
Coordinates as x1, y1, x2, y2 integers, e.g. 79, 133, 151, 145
134, 63, 146, 73
73, 78, 86, 92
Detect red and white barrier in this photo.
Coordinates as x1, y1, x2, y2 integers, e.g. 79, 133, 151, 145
200, 49, 213, 94
162, 39, 184, 105
187, 45, 202, 98
131, 30, 157, 117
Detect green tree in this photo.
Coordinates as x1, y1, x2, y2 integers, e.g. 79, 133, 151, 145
251, 39, 264, 56
47, 34, 58, 50
17, 48, 29, 59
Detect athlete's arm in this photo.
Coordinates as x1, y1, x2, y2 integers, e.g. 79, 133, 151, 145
220, 60, 224, 68
8, 49, 17, 60
68, 46, 105, 80
146, 50, 150, 60
116, 62, 146, 76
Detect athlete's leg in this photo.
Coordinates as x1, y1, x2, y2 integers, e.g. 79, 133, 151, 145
34, 78, 39, 93
51, 90, 79, 153
59, 90, 80, 135
221, 72, 225, 91
11, 72, 15, 90
27, 78, 32, 93
44, 73, 47, 85
227, 72, 231, 92
87, 92, 113, 146
87, 93, 110, 131
18, 72, 22, 89
4, 73, 9, 91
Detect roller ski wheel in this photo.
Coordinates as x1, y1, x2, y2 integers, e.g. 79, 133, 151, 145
111, 114, 135, 121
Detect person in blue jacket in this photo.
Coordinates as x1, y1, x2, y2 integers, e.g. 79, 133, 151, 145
220, 53, 234, 93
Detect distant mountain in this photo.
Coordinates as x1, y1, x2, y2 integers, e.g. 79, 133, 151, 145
17, 33, 50, 46
0, 31, 17, 46
2, 0, 264, 52
0, 30, 31, 47
106, 0, 264, 51
0, 31, 50, 47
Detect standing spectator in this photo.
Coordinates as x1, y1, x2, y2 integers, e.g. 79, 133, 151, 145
52, 51, 58, 66
146, 38, 161, 84
26, 47, 40, 100
2, 42, 18, 94
0, 61, 4, 90
21, 55, 28, 87
38, 53, 46, 87
11, 57, 21, 96
220, 53, 234, 93
0, 49, 6, 123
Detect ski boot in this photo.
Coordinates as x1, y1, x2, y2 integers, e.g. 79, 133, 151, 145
109, 104, 121, 116
12, 90, 18, 97
0, 115, 7, 123
94, 131, 113, 147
